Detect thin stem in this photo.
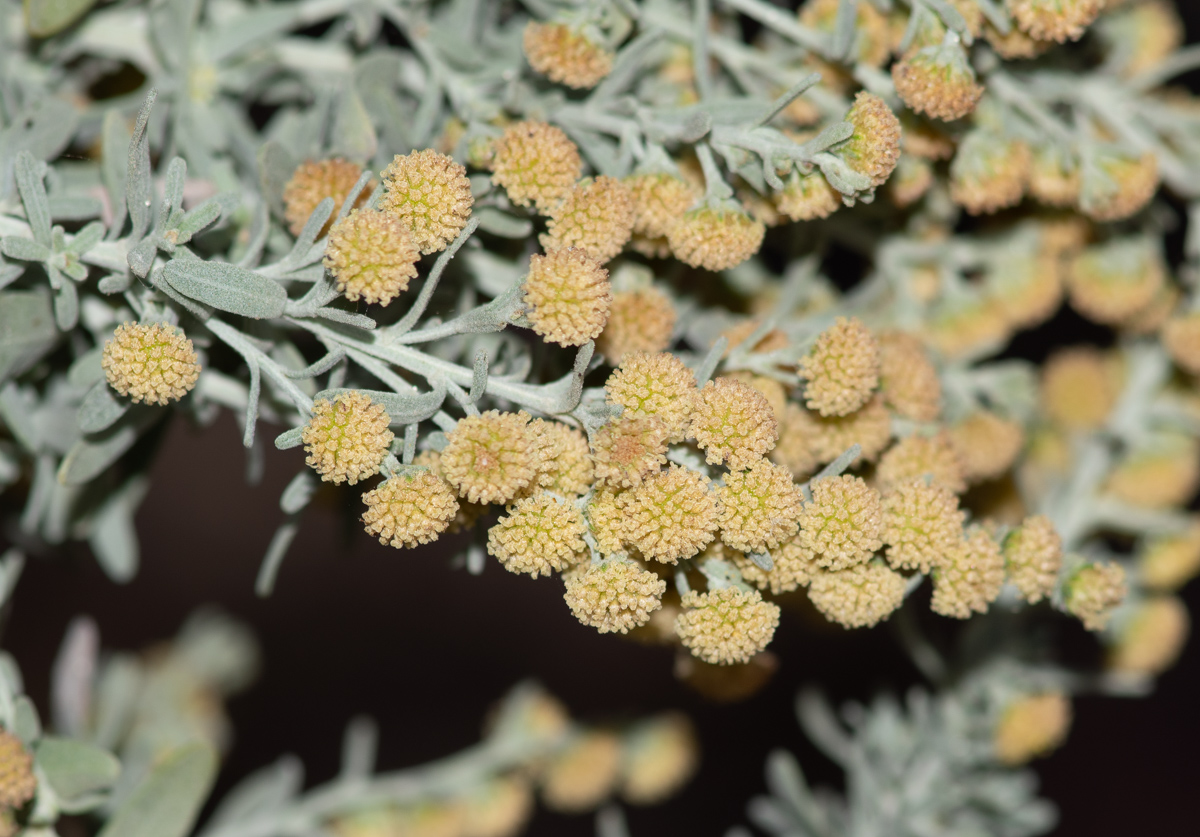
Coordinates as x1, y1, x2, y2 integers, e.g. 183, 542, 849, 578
693, 0, 713, 102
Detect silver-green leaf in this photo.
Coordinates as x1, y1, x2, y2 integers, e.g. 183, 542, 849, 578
97, 742, 216, 837
162, 260, 287, 319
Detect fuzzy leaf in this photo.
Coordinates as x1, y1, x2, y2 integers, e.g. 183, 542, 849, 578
0, 290, 58, 382
58, 410, 159, 486
205, 756, 302, 828
35, 737, 120, 803
14, 151, 52, 246
279, 470, 317, 514
126, 91, 157, 242
258, 141, 296, 218
101, 110, 132, 236
13, 696, 40, 745
88, 482, 142, 583
312, 384, 447, 425
0, 236, 50, 262
162, 260, 287, 319
97, 742, 216, 837
78, 381, 128, 434
24, 0, 97, 36
475, 207, 533, 239
331, 85, 377, 161
274, 427, 304, 450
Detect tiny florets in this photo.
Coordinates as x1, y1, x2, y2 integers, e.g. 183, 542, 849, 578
302, 392, 394, 485
791, 395, 893, 465
736, 530, 821, 594
541, 731, 622, 812
102, 322, 201, 405
950, 133, 1031, 215
619, 714, 699, 805
591, 415, 670, 488
690, 377, 779, 470
523, 21, 614, 89
361, 471, 459, 548
1065, 238, 1165, 327
800, 316, 880, 417
776, 171, 841, 221
876, 432, 966, 495
947, 410, 1025, 484
797, 475, 884, 571
529, 419, 594, 497
994, 692, 1072, 766
625, 173, 697, 239
1079, 149, 1159, 223
605, 351, 696, 442
807, 562, 907, 628
524, 248, 612, 346
877, 331, 941, 422
1163, 313, 1200, 375
0, 728, 36, 809
930, 526, 1005, 619
1009, 0, 1103, 44
770, 404, 819, 480
1040, 347, 1121, 431
881, 481, 965, 574
891, 42, 984, 122
674, 587, 780, 665
717, 459, 804, 554
283, 157, 369, 236
489, 122, 582, 211
379, 148, 474, 254
540, 176, 635, 264
563, 559, 667, 633
597, 287, 677, 365
1103, 432, 1200, 510
441, 410, 537, 504
1139, 522, 1200, 592
323, 208, 420, 306
666, 205, 765, 272
487, 493, 587, 577
840, 92, 902, 189
1065, 561, 1128, 631
1003, 515, 1063, 604
617, 465, 719, 563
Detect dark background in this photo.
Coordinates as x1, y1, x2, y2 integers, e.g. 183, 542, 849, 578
8, 3, 1200, 835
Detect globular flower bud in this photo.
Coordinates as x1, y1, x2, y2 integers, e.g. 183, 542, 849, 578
102, 322, 200, 405
800, 316, 880, 417
791, 395, 893, 465
775, 171, 841, 221
563, 559, 667, 633
922, 292, 1013, 359
323, 209, 420, 306
541, 731, 622, 812
1109, 596, 1190, 677
283, 158, 369, 236
489, 122, 582, 211
989, 249, 1065, 332
1098, 0, 1184, 77
1040, 347, 1120, 431
948, 410, 1025, 484
1003, 515, 1063, 604
618, 465, 719, 563
524, 248, 611, 346
626, 173, 697, 239
379, 149, 473, 254
984, 21, 1051, 60
488, 493, 587, 577
597, 286, 677, 365
1080, 148, 1159, 223
461, 776, 533, 837
666, 205, 765, 272
930, 526, 1005, 619
877, 331, 941, 422
1008, 0, 1103, 44
770, 404, 819, 480
726, 373, 787, 436
797, 475, 884, 571
950, 132, 1031, 215
441, 410, 537, 504
1162, 312, 1200, 375
0, 728, 36, 809
302, 392, 394, 485
1066, 238, 1165, 326
1139, 521, 1200, 592
675, 587, 780, 665
591, 415, 670, 488
619, 714, 699, 805
891, 36, 984, 122
807, 561, 907, 628
361, 471, 459, 548
541, 176, 635, 264
1104, 433, 1200, 510
888, 155, 934, 208
839, 92, 901, 189
529, 420, 594, 497
690, 377, 778, 470
1065, 561, 1127, 631
1029, 145, 1081, 208
523, 21, 613, 89
881, 481, 964, 574
718, 460, 804, 554
994, 692, 1072, 766
605, 351, 696, 442
877, 432, 966, 495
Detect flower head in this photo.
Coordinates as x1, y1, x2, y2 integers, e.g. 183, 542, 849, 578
618, 466, 719, 563
1041, 347, 1121, 430
489, 122, 582, 211
791, 395, 892, 464
102, 322, 200, 405
1104, 433, 1200, 510
877, 331, 941, 422
591, 415, 670, 488
619, 714, 699, 805
799, 0, 891, 66
523, 21, 614, 89
1066, 238, 1165, 326
283, 158, 369, 236
1009, 0, 1103, 44
877, 432, 966, 494
361, 471, 459, 548
984, 20, 1051, 60
529, 419, 593, 496
770, 403, 819, 480
891, 39, 984, 122
379, 149, 473, 254
717, 459, 804, 553
666, 204, 765, 272
800, 316, 880, 417
950, 132, 1031, 215
994, 692, 1072, 765
948, 410, 1025, 484
1163, 313, 1200, 375
524, 248, 611, 346
690, 377, 778, 470
881, 481, 965, 574
487, 493, 587, 577
1139, 521, 1200, 592
839, 92, 901, 189
930, 525, 1005, 618
541, 731, 622, 812
1029, 145, 1081, 207
1003, 515, 1063, 604
798, 475, 884, 571
323, 209, 420, 306
563, 559, 667, 633
0, 728, 36, 809
675, 587, 780, 665
736, 530, 821, 594
461, 777, 533, 837
1110, 596, 1190, 677
302, 392, 394, 485
597, 287, 677, 364
441, 410, 537, 504
807, 562, 907, 628
775, 171, 841, 221
1065, 561, 1127, 631
605, 351, 696, 442
540, 176, 635, 264
626, 173, 697, 238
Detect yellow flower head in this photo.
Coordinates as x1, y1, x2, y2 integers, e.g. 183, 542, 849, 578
878, 328, 940, 419
379, 149, 473, 254
617, 465, 719, 563
984, 20, 1051, 60
877, 432, 966, 495
460, 776, 533, 837
770, 403, 819, 480
523, 21, 614, 89
791, 395, 893, 465
718, 459, 804, 554
881, 480, 965, 574
800, 316, 880, 417
1003, 515, 1063, 604
489, 121, 582, 211
529, 419, 594, 497
301, 392, 394, 485
540, 176, 635, 264
283, 157, 369, 236
541, 731, 622, 812
948, 410, 1025, 484
487, 493, 586, 577
102, 322, 201, 405
807, 561, 907, 628
922, 293, 1013, 359
798, 475, 884, 571
736, 529, 821, 594
666, 205, 765, 272
888, 155, 934, 208
1009, 0, 1103, 44
1139, 520, 1200, 592
1040, 347, 1121, 431
0, 728, 36, 809
597, 287, 677, 365
1110, 595, 1190, 677
1065, 561, 1127, 631
361, 471, 459, 548
775, 171, 841, 221
625, 173, 697, 238
605, 351, 696, 443
840, 92, 902, 189
690, 377, 779, 470
1162, 312, 1200, 376
563, 558, 667, 633
1104, 433, 1200, 510
587, 486, 628, 556
994, 692, 1072, 766
591, 415, 670, 488
930, 525, 1005, 619
524, 248, 611, 346
675, 587, 780, 665
1066, 238, 1165, 326
1102, 0, 1184, 77
441, 410, 537, 504
1080, 149, 1159, 223
1029, 145, 1081, 208
619, 713, 699, 805
950, 133, 1031, 215
323, 209, 420, 306
891, 44, 984, 122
